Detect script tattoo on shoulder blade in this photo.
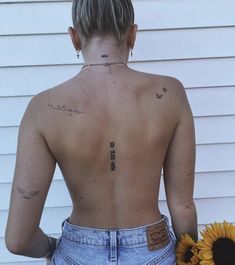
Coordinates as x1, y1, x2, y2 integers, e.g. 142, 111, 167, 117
17, 187, 40, 200
47, 103, 84, 117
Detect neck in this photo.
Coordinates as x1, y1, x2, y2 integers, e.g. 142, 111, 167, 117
81, 36, 129, 65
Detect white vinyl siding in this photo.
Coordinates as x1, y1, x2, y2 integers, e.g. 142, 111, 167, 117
0, 0, 235, 264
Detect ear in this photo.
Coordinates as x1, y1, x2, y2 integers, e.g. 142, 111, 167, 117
127, 24, 138, 49
68, 26, 82, 51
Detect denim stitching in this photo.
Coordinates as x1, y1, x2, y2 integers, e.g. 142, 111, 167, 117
57, 245, 81, 265
145, 234, 176, 265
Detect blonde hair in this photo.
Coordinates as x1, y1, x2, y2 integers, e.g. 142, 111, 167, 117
72, 0, 134, 42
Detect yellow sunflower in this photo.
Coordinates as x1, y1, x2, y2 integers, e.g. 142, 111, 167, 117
176, 234, 200, 265
197, 221, 235, 265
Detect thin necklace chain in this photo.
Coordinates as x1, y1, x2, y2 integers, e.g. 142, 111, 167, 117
82, 61, 127, 70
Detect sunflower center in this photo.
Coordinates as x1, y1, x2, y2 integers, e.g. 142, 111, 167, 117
212, 238, 235, 265
184, 246, 194, 263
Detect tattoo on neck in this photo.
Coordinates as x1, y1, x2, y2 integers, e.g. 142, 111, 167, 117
101, 54, 109, 58
156, 87, 168, 100
17, 187, 40, 200
110, 141, 116, 171
47, 103, 84, 117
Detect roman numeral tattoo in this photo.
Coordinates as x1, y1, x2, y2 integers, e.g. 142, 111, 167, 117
110, 141, 116, 171
17, 187, 40, 200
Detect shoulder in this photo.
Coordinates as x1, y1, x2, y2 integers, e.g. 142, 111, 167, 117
130, 69, 185, 89
24, 78, 72, 114
20, 82, 66, 130
137, 71, 191, 116
133, 69, 187, 99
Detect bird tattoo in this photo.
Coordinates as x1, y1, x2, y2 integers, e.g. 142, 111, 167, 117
17, 187, 40, 200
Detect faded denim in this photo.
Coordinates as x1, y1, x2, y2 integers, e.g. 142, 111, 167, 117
51, 215, 176, 265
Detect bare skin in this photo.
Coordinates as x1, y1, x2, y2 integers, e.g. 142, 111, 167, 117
42, 67, 179, 228
5, 26, 197, 260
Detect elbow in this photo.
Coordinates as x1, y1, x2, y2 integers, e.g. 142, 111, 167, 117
6, 242, 23, 255
5, 235, 28, 255
168, 198, 196, 211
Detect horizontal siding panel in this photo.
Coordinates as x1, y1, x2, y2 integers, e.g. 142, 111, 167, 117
0, 2, 72, 36
195, 115, 235, 144
1, 0, 235, 35
196, 144, 235, 172
187, 86, 235, 117
0, 155, 16, 183
0, 97, 30, 127
1, 116, 234, 154
0, 58, 235, 97
0, 127, 18, 154
1, 87, 235, 127
134, 0, 235, 30
1, 171, 235, 213
1, 28, 235, 67
194, 171, 235, 199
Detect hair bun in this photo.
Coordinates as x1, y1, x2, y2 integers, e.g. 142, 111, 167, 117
72, 0, 134, 41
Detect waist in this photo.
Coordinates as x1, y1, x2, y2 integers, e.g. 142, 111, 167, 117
60, 215, 172, 247
69, 206, 162, 229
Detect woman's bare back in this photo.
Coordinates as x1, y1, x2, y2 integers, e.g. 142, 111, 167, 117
40, 66, 179, 228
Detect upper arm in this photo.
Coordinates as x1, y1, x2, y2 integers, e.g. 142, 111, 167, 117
5, 95, 56, 246
163, 80, 196, 207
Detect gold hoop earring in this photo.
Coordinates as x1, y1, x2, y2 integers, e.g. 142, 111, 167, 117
76, 49, 80, 59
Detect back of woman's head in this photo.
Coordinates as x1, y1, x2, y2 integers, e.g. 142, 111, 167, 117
72, 0, 135, 42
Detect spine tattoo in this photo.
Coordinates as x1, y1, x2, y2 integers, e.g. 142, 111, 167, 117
110, 141, 116, 171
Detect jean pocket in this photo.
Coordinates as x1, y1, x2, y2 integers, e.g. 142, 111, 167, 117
50, 245, 81, 265
145, 235, 176, 265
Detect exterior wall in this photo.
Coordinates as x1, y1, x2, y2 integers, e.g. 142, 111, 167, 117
0, 0, 235, 263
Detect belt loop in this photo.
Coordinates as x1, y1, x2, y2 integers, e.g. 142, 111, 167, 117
61, 218, 67, 230
110, 230, 117, 262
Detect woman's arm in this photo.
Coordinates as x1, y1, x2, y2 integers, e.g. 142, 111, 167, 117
5, 95, 57, 258
163, 80, 198, 241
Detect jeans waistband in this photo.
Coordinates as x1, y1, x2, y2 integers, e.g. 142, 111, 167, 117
60, 215, 170, 247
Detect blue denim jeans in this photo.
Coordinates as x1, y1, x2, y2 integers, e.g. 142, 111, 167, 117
51, 215, 176, 265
